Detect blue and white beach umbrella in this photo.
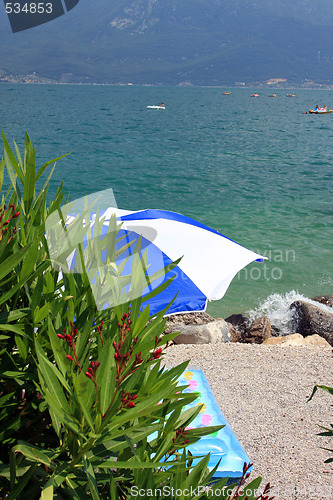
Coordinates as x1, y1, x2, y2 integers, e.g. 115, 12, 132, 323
47, 207, 264, 315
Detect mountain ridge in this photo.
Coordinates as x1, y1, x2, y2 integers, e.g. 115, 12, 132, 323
0, 0, 332, 85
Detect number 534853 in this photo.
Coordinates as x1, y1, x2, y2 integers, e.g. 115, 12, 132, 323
5, 3, 53, 14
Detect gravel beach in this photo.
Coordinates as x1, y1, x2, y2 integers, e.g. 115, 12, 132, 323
163, 343, 333, 500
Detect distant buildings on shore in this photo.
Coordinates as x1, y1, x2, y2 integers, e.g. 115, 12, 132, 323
1, 69, 333, 89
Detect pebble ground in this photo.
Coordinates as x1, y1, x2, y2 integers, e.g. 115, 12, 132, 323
163, 343, 333, 500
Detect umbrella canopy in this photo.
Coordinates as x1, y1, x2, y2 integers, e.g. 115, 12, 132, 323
46, 207, 265, 315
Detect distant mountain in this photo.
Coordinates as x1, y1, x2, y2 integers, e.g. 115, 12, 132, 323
0, 0, 333, 85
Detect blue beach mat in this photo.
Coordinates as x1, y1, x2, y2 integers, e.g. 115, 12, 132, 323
179, 369, 251, 479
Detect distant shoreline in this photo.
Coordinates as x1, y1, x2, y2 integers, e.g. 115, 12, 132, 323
1, 80, 333, 91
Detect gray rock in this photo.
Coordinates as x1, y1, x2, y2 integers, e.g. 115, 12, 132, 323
270, 325, 281, 337
224, 313, 250, 334
164, 312, 215, 334
311, 295, 333, 308
290, 300, 333, 346
223, 316, 272, 344
246, 316, 272, 344
172, 319, 231, 344
227, 322, 243, 343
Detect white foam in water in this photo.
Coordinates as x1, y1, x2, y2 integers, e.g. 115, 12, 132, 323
247, 290, 333, 335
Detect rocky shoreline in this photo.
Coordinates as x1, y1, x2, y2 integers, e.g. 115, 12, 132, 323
164, 295, 333, 347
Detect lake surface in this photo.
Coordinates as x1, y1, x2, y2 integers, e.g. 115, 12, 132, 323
1, 84, 332, 319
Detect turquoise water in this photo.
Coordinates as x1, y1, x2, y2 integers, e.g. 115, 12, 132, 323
1, 84, 332, 318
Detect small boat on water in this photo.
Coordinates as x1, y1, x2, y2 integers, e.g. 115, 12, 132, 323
308, 109, 332, 114
268, 94, 277, 97
251, 93, 259, 97
222, 91, 231, 95
286, 94, 296, 97
147, 105, 165, 110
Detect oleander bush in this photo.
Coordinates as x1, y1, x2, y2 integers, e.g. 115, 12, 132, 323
0, 132, 273, 499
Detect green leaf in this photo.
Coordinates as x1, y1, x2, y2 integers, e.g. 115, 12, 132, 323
95, 459, 175, 470
2, 130, 25, 185
65, 477, 88, 499
0, 158, 5, 192
0, 243, 32, 282
40, 385, 83, 437
43, 271, 55, 295
15, 334, 28, 361
36, 341, 73, 411
109, 477, 120, 500
6, 464, 37, 500
41, 463, 69, 497
101, 379, 184, 433
34, 303, 50, 324
88, 424, 162, 462
0, 324, 29, 338
84, 456, 100, 500
1, 370, 37, 380
31, 270, 45, 314
36, 153, 70, 182
315, 384, 333, 396
237, 476, 263, 499
184, 454, 210, 491
0, 308, 30, 323
9, 448, 16, 490
12, 442, 54, 467
49, 408, 62, 443
40, 484, 53, 500
13, 141, 23, 169
72, 370, 96, 432
47, 317, 69, 378
23, 134, 36, 213
97, 337, 116, 416
20, 240, 39, 281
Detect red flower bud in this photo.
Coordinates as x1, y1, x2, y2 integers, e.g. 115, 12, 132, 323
85, 372, 92, 379
128, 402, 135, 408
153, 348, 163, 359
66, 355, 74, 362
12, 212, 20, 218
57, 333, 64, 339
